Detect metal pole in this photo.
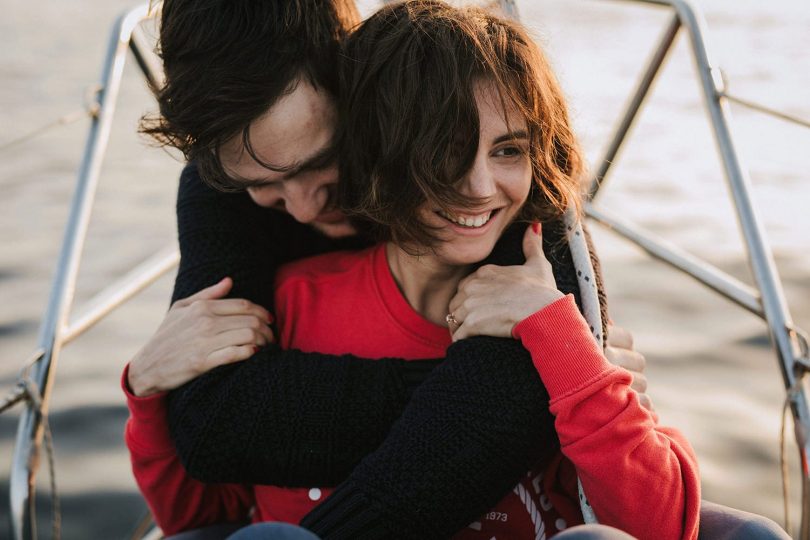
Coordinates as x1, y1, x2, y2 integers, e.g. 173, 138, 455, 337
588, 14, 681, 201
586, 203, 763, 316
499, 0, 520, 20
672, 2, 810, 534
9, 6, 153, 539
64, 246, 178, 345
130, 24, 164, 94
600, 1, 810, 535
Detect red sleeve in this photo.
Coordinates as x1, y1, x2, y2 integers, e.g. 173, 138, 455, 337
513, 295, 700, 540
122, 365, 254, 535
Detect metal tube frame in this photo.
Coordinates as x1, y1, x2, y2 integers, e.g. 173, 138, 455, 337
588, 1, 810, 537
8, 5, 170, 539
8, 0, 809, 538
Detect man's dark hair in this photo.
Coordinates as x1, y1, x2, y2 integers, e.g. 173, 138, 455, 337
337, 0, 584, 249
141, 0, 360, 189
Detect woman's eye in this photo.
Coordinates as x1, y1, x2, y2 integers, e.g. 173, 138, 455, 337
494, 146, 523, 158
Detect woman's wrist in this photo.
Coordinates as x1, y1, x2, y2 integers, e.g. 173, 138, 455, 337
127, 354, 161, 398
511, 289, 566, 331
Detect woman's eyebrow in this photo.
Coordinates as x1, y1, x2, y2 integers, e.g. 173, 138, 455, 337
492, 130, 528, 144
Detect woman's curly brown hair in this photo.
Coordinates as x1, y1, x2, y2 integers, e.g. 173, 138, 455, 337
337, 0, 584, 248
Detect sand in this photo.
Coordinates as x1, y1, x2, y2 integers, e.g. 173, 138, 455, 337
1, 0, 808, 537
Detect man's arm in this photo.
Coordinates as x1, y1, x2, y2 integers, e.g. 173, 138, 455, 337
167, 163, 441, 485
165, 166, 562, 533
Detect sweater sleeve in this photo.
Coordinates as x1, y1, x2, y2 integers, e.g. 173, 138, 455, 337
122, 365, 253, 536
300, 337, 560, 539
168, 167, 564, 538
513, 295, 701, 540
168, 163, 440, 485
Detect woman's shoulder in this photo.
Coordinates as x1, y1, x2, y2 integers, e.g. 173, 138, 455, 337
275, 243, 384, 291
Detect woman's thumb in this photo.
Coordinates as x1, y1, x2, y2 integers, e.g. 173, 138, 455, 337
523, 222, 545, 266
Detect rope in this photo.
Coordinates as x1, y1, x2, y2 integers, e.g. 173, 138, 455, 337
0, 349, 61, 540
0, 384, 28, 415
779, 329, 810, 536
720, 91, 810, 130
780, 391, 791, 535
16, 373, 61, 540
565, 210, 602, 525
780, 377, 803, 536
0, 84, 101, 155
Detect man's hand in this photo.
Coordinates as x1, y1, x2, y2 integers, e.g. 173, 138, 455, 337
606, 324, 653, 411
127, 277, 275, 397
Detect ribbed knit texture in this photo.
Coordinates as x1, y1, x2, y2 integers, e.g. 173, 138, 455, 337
166, 164, 609, 538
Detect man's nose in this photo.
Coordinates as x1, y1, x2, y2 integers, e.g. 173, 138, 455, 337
247, 186, 284, 209
282, 179, 328, 224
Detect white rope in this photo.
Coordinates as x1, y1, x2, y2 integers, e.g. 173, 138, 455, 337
513, 482, 548, 540
564, 208, 603, 525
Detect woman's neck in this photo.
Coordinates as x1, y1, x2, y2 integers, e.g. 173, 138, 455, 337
385, 242, 471, 327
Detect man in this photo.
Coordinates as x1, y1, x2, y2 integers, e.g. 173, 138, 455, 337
125, 1, 731, 539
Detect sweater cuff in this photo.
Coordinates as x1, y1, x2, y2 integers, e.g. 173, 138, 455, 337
122, 364, 174, 455
300, 480, 391, 539
512, 294, 613, 401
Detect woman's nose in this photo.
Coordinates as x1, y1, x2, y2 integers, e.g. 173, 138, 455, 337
461, 158, 497, 199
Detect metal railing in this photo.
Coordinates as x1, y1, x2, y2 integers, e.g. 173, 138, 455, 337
586, 1, 810, 537
7, 5, 175, 539
5, 0, 809, 538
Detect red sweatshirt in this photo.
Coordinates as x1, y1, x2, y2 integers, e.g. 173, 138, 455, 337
125, 243, 700, 539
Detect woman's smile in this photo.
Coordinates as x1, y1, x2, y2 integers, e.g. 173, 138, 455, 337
414, 81, 532, 267
436, 208, 500, 233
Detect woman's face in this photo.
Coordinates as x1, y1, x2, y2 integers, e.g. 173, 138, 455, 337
416, 81, 532, 267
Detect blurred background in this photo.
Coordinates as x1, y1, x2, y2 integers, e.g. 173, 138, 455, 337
1, 0, 808, 537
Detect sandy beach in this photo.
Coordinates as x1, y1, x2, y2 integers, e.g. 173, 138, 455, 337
1, 0, 808, 537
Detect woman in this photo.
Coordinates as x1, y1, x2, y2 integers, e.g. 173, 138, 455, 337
126, 1, 699, 538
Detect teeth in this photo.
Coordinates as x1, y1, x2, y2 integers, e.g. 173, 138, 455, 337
438, 209, 493, 228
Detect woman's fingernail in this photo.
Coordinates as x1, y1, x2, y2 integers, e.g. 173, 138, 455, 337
266, 313, 274, 324
252, 346, 259, 354
532, 222, 541, 235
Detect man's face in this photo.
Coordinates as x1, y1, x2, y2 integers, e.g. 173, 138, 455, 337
218, 80, 356, 238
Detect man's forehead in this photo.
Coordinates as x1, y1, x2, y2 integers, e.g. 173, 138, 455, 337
218, 80, 337, 184
221, 137, 335, 186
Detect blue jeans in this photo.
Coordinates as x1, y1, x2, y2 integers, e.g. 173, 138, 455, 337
551, 501, 789, 539
166, 522, 317, 540
227, 522, 319, 540
166, 500, 789, 539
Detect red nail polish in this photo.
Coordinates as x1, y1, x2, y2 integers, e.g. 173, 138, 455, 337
532, 222, 540, 234
266, 313, 275, 324
252, 346, 259, 354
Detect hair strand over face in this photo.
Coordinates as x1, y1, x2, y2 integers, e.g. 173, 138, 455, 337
337, 0, 584, 249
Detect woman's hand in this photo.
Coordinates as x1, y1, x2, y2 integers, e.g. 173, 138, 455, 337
127, 277, 275, 397
448, 223, 564, 341
606, 323, 654, 411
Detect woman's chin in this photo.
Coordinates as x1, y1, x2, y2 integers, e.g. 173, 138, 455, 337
434, 243, 498, 268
